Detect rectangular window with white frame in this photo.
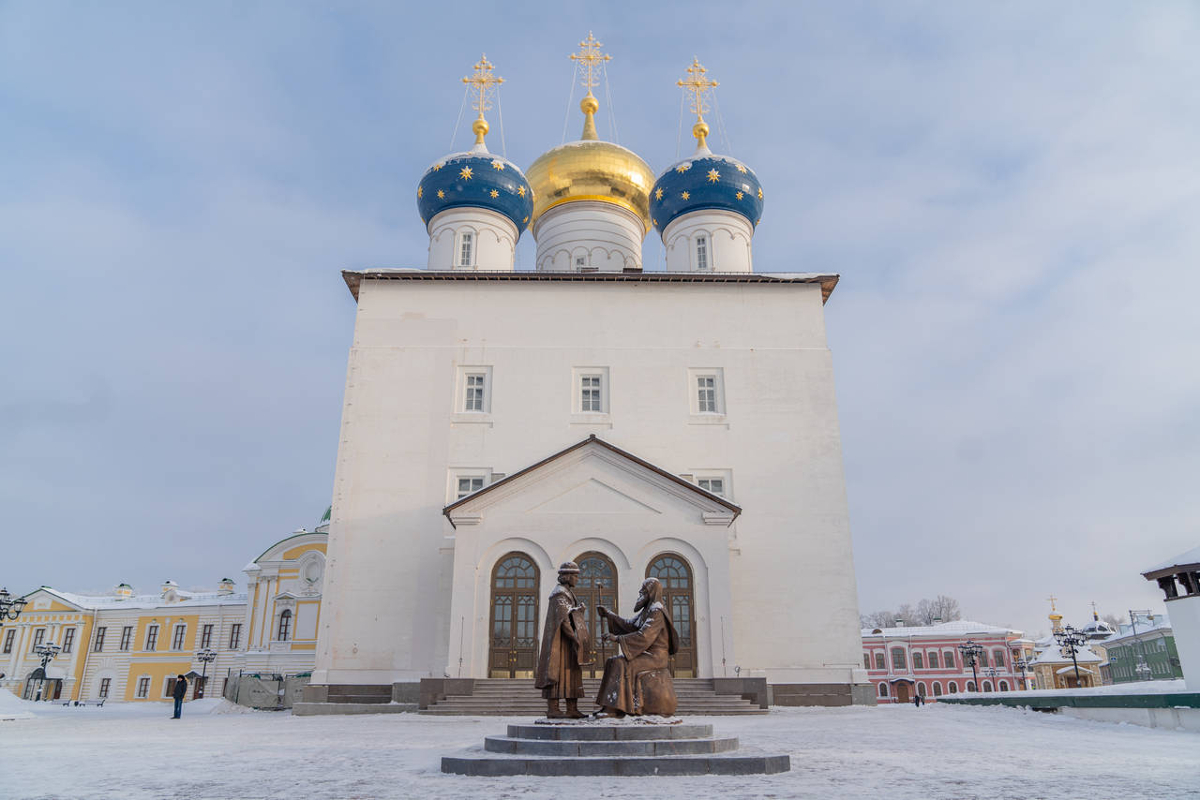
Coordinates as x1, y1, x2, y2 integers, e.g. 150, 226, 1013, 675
572, 367, 610, 415
448, 468, 494, 503
455, 366, 493, 415
457, 231, 474, 268
695, 235, 709, 270
98, 677, 111, 698
691, 470, 733, 500
136, 676, 150, 698
688, 368, 725, 417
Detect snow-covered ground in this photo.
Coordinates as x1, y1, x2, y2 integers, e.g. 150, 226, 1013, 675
1, 698, 1196, 799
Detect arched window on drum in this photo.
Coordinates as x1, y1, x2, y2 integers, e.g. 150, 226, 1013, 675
647, 554, 696, 677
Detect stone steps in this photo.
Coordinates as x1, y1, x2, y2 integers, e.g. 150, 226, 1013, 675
441, 722, 790, 776
424, 678, 765, 716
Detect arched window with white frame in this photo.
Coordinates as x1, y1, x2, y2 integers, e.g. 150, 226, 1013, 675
878, 682, 888, 698
277, 609, 292, 642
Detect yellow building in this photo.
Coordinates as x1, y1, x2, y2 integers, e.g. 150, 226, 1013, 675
1028, 599, 1104, 690
239, 525, 327, 674
1, 513, 329, 704
0, 579, 245, 703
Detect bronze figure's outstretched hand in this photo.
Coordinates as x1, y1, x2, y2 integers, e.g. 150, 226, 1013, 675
596, 605, 610, 619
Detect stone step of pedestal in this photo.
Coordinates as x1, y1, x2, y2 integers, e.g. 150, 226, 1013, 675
483, 735, 739, 756
441, 753, 791, 776
508, 723, 713, 739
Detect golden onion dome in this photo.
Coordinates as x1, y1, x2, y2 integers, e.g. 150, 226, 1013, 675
526, 94, 654, 232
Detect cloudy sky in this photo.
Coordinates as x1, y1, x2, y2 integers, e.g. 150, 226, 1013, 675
3, 1, 1197, 638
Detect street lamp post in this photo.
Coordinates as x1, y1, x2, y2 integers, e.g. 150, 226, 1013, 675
1015, 657, 1031, 691
985, 666, 1000, 692
1054, 624, 1088, 688
32, 641, 61, 701
958, 640, 983, 692
0, 588, 28, 625
196, 648, 217, 699
1127, 609, 1155, 682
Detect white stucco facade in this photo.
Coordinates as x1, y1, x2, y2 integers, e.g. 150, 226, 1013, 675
662, 210, 754, 273
426, 207, 518, 271
533, 202, 646, 272
312, 271, 867, 695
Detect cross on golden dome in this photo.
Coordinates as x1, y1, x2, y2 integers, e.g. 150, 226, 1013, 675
677, 57, 719, 151
462, 54, 504, 146
569, 32, 612, 141
570, 32, 611, 95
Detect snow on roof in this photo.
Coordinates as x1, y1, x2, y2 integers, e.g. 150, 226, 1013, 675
1102, 616, 1173, 645
1030, 644, 1103, 666
1142, 544, 1200, 576
40, 586, 246, 611
861, 620, 1023, 638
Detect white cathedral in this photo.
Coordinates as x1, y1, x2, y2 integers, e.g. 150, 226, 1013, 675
308, 39, 872, 708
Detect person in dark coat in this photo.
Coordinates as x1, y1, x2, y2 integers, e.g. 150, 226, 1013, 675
172, 674, 188, 718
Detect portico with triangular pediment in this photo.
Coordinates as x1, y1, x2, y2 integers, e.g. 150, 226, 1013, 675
443, 436, 738, 680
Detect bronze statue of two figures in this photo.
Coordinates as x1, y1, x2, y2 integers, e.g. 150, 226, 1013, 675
535, 561, 679, 719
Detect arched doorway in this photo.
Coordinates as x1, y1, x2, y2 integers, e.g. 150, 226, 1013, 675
647, 553, 696, 677
488, 552, 540, 678
895, 681, 911, 703
574, 552, 618, 678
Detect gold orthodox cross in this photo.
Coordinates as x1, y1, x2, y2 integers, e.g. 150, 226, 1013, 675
462, 54, 504, 120
570, 32, 611, 95
678, 57, 719, 121
1047, 594, 1058, 613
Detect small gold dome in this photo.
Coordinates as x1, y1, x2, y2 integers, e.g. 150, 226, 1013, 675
526, 96, 654, 235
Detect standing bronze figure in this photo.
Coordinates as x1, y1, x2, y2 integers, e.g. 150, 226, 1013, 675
534, 561, 592, 718
594, 577, 679, 717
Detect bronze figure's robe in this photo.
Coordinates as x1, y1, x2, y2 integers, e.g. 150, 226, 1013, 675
534, 584, 589, 699
596, 594, 679, 716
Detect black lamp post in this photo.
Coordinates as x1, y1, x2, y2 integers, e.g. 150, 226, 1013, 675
984, 666, 1000, 691
32, 641, 61, 701
0, 588, 28, 625
1128, 608, 1155, 682
1054, 624, 1088, 687
958, 639, 983, 691
1015, 656, 1031, 690
196, 648, 217, 698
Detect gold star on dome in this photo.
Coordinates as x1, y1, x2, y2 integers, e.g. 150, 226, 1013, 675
757, 187, 763, 199
681, 191, 690, 200
655, 188, 664, 200
437, 189, 445, 199
522, 215, 529, 222
460, 166, 473, 180
676, 163, 691, 173
417, 186, 423, 198
653, 218, 658, 226
433, 162, 443, 171
706, 169, 720, 183
491, 160, 505, 171
489, 189, 499, 198
736, 164, 747, 174
735, 191, 744, 200
517, 185, 526, 197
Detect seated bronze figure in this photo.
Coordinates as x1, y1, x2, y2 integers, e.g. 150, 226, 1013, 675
594, 577, 679, 717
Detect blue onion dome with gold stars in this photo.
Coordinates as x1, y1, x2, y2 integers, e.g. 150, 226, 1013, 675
650, 123, 763, 237
417, 124, 533, 234
417, 55, 533, 234
650, 58, 763, 237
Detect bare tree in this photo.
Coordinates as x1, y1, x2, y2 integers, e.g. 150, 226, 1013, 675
860, 610, 896, 629
916, 595, 962, 625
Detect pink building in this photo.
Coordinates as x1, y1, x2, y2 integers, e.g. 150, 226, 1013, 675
861, 620, 1034, 703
